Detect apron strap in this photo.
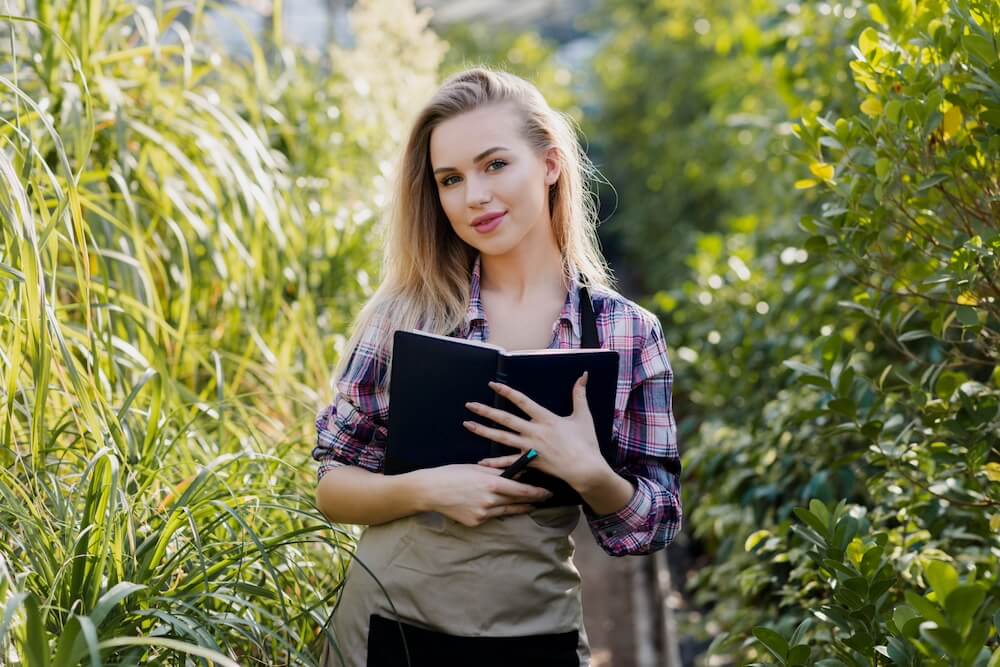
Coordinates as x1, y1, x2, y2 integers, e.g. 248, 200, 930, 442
577, 275, 600, 349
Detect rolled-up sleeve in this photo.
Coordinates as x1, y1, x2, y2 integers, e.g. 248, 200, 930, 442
584, 314, 682, 556
312, 323, 390, 480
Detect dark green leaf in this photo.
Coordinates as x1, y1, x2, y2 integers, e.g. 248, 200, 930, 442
752, 627, 789, 663
788, 644, 811, 666
794, 507, 831, 540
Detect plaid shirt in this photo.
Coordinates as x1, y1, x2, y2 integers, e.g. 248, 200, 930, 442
314, 254, 682, 556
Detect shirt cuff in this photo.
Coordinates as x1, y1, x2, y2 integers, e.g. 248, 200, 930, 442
585, 474, 653, 540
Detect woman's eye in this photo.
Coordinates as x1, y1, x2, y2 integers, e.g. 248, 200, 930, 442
440, 160, 505, 187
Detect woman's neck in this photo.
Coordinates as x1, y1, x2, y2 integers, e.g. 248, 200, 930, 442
479, 239, 566, 304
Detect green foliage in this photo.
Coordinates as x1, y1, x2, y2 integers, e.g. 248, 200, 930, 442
617, 0, 1000, 661
0, 0, 444, 663
774, 501, 997, 666
585, 0, 862, 291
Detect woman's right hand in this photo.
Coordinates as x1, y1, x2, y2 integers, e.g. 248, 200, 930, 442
412, 464, 553, 527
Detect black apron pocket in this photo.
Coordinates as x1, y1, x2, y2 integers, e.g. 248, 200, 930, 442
366, 613, 579, 667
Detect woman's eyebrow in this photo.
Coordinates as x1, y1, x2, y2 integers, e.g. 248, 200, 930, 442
433, 146, 509, 175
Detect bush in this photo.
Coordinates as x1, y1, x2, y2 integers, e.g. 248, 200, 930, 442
643, 0, 998, 662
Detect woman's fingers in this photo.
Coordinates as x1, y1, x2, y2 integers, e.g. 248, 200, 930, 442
462, 420, 524, 447
485, 503, 536, 518
493, 478, 552, 502
478, 454, 523, 468
488, 381, 548, 421
465, 401, 535, 435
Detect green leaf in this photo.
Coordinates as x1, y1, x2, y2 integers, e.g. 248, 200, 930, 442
821, 558, 858, 579
809, 499, 831, 531
875, 157, 891, 181
794, 507, 830, 540
789, 618, 811, 647
964, 34, 996, 66
784, 360, 829, 382
745, 529, 771, 552
944, 584, 985, 635
833, 516, 859, 551
788, 644, 811, 666
828, 398, 856, 419
961, 624, 990, 665
833, 585, 866, 610
0, 261, 26, 282
804, 235, 829, 255
885, 99, 901, 123
956, 306, 979, 326
859, 27, 880, 56
91, 582, 147, 629
924, 560, 958, 602
897, 329, 932, 342
860, 546, 883, 577
893, 605, 918, 634
919, 624, 964, 657
24, 594, 49, 667
752, 627, 789, 663
792, 524, 828, 549
904, 591, 946, 626
916, 173, 949, 191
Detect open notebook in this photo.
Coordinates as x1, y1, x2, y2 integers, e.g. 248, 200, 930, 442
385, 329, 620, 507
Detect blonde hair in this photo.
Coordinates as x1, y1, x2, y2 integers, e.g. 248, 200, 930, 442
333, 66, 615, 391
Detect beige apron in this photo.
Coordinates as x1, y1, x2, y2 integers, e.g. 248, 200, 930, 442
320, 281, 603, 666
319, 504, 591, 666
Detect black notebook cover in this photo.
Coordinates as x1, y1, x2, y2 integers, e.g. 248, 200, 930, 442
385, 329, 620, 507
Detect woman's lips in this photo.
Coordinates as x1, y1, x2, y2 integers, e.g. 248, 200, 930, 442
472, 212, 505, 234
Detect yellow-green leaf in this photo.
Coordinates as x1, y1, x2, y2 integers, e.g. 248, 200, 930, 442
868, 3, 887, 25
859, 27, 879, 56
794, 179, 818, 189
943, 105, 963, 138
957, 291, 978, 306
991, 515, 1000, 532
985, 463, 1000, 482
875, 158, 891, 181
745, 529, 770, 552
860, 97, 883, 117
810, 162, 835, 181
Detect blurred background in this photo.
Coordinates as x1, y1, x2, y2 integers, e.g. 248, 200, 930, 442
1, 0, 997, 665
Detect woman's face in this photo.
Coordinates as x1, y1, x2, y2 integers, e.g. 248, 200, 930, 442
429, 103, 560, 256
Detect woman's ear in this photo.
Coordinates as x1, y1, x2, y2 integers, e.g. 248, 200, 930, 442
543, 146, 561, 187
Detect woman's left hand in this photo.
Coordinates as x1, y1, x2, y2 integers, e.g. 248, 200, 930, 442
464, 372, 607, 492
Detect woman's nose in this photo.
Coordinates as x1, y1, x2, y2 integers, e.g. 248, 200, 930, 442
465, 174, 492, 206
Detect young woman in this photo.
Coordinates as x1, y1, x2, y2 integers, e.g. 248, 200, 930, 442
312, 67, 682, 667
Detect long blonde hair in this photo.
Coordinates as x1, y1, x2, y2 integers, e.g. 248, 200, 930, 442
333, 66, 615, 391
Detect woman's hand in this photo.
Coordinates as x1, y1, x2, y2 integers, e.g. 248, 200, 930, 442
464, 372, 609, 492
412, 463, 553, 527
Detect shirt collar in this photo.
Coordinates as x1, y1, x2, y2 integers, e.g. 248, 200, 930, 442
464, 253, 583, 340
